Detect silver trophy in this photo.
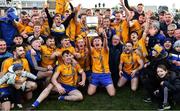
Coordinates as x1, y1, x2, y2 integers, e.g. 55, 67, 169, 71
86, 16, 98, 37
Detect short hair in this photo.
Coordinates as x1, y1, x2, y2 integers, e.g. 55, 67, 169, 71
112, 35, 120, 40
14, 35, 23, 39
139, 13, 145, 17
95, 9, 100, 12
45, 35, 55, 42
103, 17, 110, 20
137, 3, 144, 6
61, 35, 70, 42
92, 36, 102, 45
12, 44, 24, 52
0, 39, 6, 42
31, 14, 39, 18
105, 8, 111, 12
33, 21, 41, 27
151, 20, 160, 30
167, 24, 177, 31
115, 11, 121, 14
165, 12, 172, 16
100, 13, 104, 16
126, 41, 133, 45
93, 36, 102, 40
79, 13, 86, 19
53, 13, 61, 19
86, 9, 92, 13
32, 7, 38, 10
20, 11, 27, 15
159, 10, 166, 15
62, 50, 71, 56
130, 31, 138, 36
65, 10, 70, 13
157, 64, 168, 72
150, 16, 158, 21
30, 38, 40, 45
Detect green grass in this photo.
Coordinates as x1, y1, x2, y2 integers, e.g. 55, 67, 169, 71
22, 84, 180, 110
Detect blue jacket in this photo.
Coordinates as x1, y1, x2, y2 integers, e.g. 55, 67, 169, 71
168, 51, 180, 72
26, 50, 41, 70
0, 8, 18, 47
148, 33, 165, 50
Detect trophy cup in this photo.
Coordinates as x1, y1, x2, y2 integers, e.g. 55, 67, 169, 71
86, 16, 99, 37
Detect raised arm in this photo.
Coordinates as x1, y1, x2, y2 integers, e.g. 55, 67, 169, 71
44, 4, 53, 29
50, 51, 60, 59
103, 30, 109, 52
62, 4, 81, 29
85, 35, 92, 55
120, 0, 131, 22
99, 27, 109, 52
142, 18, 150, 39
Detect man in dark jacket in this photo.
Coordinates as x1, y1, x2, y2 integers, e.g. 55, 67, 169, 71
109, 35, 123, 86
0, 8, 18, 48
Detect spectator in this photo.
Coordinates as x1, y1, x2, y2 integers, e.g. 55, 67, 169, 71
142, 44, 171, 103
168, 40, 180, 73
163, 38, 173, 54
0, 39, 13, 69
166, 23, 177, 43
109, 35, 123, 86
154, 65, 179, 110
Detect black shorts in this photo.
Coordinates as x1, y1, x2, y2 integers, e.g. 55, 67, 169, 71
0, 95, 11, 103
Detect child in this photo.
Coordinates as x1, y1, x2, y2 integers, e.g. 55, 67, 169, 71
168, 40, 180, 73
0, 63, 37, 108
13, 35, 24, 45
0, 63, 37, 90
155, 65, 180, 110
163, 38, 173, 54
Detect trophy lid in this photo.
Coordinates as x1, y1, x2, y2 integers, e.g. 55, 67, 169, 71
86, 16, 98, 27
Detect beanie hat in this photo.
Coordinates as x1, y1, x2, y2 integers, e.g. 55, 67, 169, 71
173, 40, 180, 48
163, 38, 172, 44
13, 63, 23, 72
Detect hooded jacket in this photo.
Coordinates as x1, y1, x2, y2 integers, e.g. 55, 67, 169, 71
0, 8, 18, 47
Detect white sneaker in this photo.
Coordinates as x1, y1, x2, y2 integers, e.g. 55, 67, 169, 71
17, 104, 23, 109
